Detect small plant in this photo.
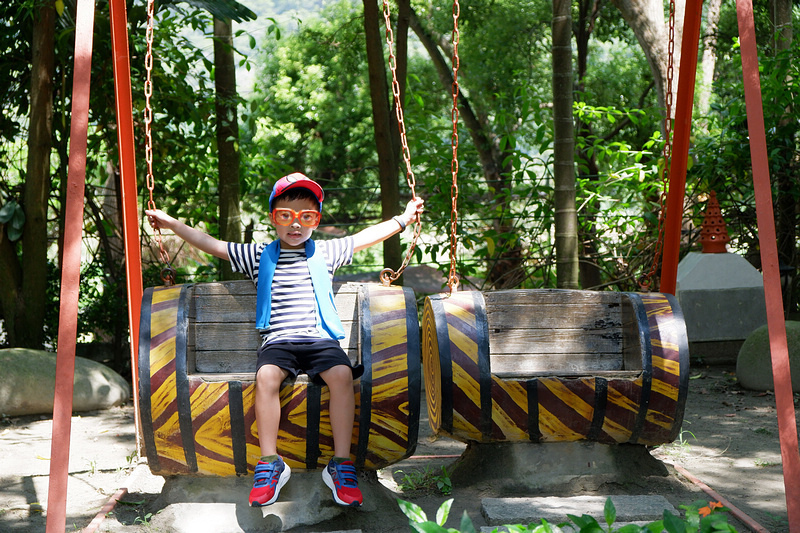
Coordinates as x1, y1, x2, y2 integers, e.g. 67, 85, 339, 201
754, 459, 781, 467
397, 498, 476, 533
396, 465, 453, 495
397, 497, 739, 533
126, 449, 139, 465
753, 427, 773, 436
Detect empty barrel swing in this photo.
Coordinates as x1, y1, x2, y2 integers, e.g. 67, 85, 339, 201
138, 281, 420, 476
422, 288, 690, 446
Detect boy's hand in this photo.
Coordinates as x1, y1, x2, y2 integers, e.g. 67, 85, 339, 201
401, 196, 425, 226
144, 209, 176, 231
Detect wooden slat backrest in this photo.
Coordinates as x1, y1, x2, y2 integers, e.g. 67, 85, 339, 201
482, 289, 642, 378
188, 280, 361, 374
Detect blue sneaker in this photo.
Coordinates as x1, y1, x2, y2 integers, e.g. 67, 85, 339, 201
249, 456, 291, 507
322, 459, 363, 507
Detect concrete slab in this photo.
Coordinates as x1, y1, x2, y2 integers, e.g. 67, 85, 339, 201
449, 442, 668, 493
676, 252, 767, 344
480, 495, 677, 527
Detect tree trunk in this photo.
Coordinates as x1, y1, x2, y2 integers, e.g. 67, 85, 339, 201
17, 0, 55, 348
213, 17, 242, 280
695, 0, 722, 121
362, 0, 402, 273
769, 0, 795, 312
609, 0, 684, 119
408, 8, 523, 288
552, 0, 580, 289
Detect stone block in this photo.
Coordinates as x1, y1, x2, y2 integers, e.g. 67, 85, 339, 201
0, 348, 130, 416
676, 252, 767, 343
736, 321, 800, 391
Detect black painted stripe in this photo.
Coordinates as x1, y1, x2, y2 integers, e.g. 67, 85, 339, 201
174, 285, 197, 472
627, 293, 652, 444
228, 381, 247, 475
665, 292, 691, 442
588, 377, 608, 440
306, 382, 322, 469
355, 284, 374, 470
472, 291, 493, 439
430, 295, 453, 434
403, 286, 421, 458
138, 287, 158, 471
526, 378, 541, 442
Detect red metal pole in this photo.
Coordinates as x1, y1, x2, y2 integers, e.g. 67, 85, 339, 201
45, 0, 95, 531
736, 0, 800, 528
659, 0, 703, 295
109, 0, 143, 445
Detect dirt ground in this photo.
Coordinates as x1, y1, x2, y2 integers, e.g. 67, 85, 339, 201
0, 363, 795, 532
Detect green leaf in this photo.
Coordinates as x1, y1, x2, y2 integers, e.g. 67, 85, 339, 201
55, 0, 65, 16
397, 499, 428, 523
435, 498, 454, 526
604, 498, 617, 526
662, 511, 687, 533
0, 201, 18, 223
458, 510, 477, 533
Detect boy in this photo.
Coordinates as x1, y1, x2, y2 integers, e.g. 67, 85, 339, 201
145, 173, 424, 508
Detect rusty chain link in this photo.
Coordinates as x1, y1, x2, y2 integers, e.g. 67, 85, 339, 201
378, 0, 423, 287
144, 0, 175, 286
447, 0, 461, 292
640, 0, 675, 291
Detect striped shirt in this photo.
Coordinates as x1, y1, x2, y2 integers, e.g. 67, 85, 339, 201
227, 238, 354, 344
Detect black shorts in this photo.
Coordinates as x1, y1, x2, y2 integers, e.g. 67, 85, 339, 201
256, 339, 364, 385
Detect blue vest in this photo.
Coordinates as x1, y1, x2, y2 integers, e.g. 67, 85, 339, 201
255, 240, 345, 340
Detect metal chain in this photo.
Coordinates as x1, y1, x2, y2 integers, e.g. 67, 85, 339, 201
144, 0, 175, 286
640, 0, 675, 291
447, 0, 461, 292
379, 0, 423, 286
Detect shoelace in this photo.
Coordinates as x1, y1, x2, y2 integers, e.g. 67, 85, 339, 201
254, 462, 281, 488
332, 462, 358, 488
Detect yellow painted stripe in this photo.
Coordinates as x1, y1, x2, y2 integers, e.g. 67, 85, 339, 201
651, 354, 681, 376
538, 406, 583, 441
448, 324, 479, 365
540, 379, 595, 421
152, 285, 182, 305
650, 378, 679, 401
605, 386, 640, 414
149, 334, 176, 374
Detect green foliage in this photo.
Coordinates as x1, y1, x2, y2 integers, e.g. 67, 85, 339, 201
395, 465, 453, 496
397, 497, 738, 533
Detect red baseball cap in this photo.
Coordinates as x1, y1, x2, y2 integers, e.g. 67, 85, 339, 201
269, 172, 324, 211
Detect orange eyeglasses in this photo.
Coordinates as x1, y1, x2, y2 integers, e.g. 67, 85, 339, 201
271, 208, 321, 227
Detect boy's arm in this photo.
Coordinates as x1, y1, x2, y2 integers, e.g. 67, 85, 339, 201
145, 209, 230, 260
352, 197, 424, 253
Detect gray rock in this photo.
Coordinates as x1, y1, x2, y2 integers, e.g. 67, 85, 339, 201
736, 321, 800, 391
0, 347, 130, 416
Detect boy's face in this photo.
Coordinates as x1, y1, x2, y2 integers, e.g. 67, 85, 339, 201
271, 196, 320, 249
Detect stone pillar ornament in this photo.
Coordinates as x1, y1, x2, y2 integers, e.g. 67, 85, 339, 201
700, 191, 730, 253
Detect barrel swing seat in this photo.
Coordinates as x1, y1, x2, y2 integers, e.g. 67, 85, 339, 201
421, 289, 689, 446
138, 280, 420, 476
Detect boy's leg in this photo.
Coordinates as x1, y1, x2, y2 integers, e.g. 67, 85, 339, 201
254, 363, 288, 456
319, 364, 362, 507
319, 364, 355, 457
250, 363, 291, 507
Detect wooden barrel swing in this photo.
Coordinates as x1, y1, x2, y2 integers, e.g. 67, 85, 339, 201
421, 288, 689, 446
137, 280, 420, 476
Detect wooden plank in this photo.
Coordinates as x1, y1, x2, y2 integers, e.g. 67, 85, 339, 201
187, 281, 366, 374
488, 329, 623, 355
494, 370, 641, 379
482, 288, 623, 306
490, 352, 623, 375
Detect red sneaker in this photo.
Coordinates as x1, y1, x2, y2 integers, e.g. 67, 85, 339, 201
249, 457, 291, 507
322, 459, 363, 507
